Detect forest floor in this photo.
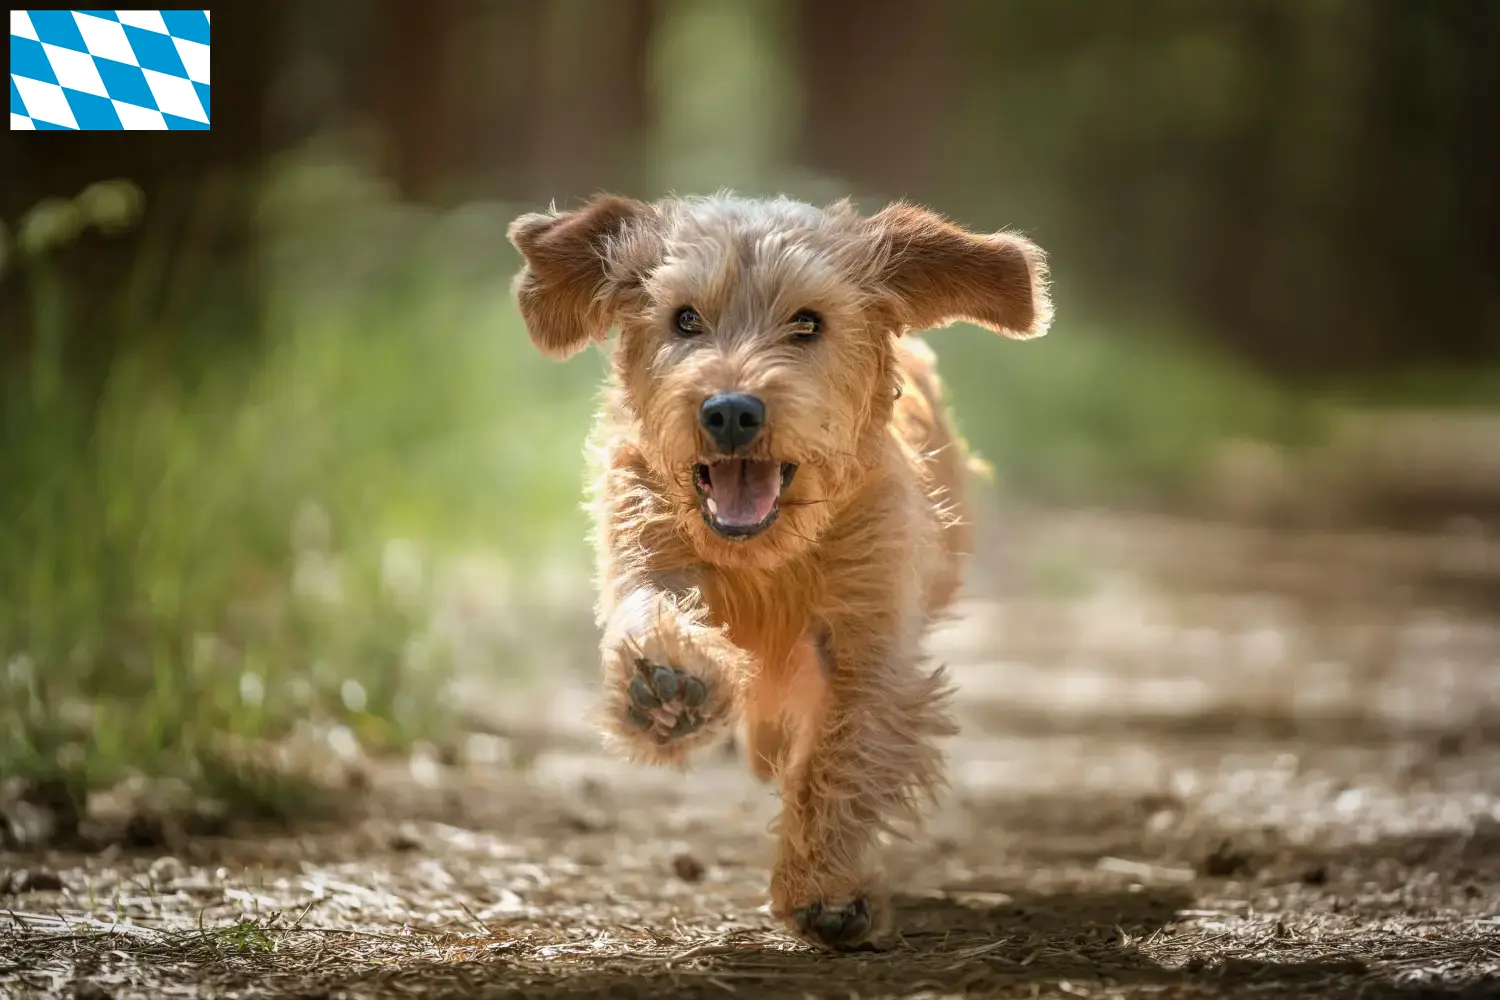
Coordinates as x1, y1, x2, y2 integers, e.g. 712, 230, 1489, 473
3, 509, 1500, 999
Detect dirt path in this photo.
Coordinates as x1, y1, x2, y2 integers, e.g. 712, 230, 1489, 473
4, 512, 1499, 999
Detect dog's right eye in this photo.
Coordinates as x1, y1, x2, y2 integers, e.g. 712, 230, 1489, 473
673, 307, 704, 337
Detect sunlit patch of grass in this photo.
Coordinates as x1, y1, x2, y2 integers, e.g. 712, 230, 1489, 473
0, 150, 602, 818
1327, 363, 1500, 412
934, 320, 1331, 510
934, 316, 1500, 519
204, 915, 281, 956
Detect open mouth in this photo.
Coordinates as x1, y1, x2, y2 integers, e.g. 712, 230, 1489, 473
693, 460, 797, 539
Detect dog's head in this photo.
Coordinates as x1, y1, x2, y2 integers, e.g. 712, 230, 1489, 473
508, 194, 1050, 569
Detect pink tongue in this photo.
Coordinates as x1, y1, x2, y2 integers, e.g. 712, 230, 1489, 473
709, 460, 779, 526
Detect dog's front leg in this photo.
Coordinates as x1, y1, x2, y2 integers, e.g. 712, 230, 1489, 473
768, 627, 956, 949
597, 584, 751, 766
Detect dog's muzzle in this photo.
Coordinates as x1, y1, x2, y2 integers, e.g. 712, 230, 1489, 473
694, 460, 797, 539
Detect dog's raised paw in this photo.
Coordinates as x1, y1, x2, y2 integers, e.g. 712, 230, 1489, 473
793, 898, 873, 949
625, 658, 710, 744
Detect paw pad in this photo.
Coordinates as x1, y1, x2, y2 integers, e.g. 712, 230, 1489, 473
625, 658, 709, 744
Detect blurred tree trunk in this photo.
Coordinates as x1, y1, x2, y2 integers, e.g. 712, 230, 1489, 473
794, 0, 954, 198
933, 0, 1498, 381
523, 0, 656, 202
366, 0, 544, 201
456, 1, 550, 200
1184, 3, 1308, 375
1467, 4, 1500, 355
368, 0, 468, 200
1314, 0, 1500, 374
1413, 0, 1500, 363
366, 0, 655, 205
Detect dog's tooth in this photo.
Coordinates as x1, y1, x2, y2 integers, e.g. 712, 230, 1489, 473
706, 497, 718, 516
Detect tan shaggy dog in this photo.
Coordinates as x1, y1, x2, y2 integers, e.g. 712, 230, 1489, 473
507, 193, 1051, 948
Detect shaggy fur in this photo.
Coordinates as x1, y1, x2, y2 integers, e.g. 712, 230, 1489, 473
507, 193, 1051, 948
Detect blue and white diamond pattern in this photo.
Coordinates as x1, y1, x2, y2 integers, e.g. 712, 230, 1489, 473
11, 9, 210, 130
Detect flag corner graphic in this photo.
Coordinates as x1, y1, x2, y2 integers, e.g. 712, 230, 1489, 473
10, 9, 211, 130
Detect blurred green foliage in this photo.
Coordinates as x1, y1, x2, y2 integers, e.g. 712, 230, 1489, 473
6, 0, 1500, 819
0, 151, 600, 812
1, 144, 1489, 813
935, 319, 1327, 511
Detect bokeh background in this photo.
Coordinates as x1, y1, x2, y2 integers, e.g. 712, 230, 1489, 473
3, 0, 1499, 833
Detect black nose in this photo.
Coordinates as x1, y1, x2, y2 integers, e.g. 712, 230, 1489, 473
699, 393, 766, 452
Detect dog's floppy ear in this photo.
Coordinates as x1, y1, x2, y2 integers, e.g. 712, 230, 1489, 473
869, 202, 1052, 340
508, 194, 656, 360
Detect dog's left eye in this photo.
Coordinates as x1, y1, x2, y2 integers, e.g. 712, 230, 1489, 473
790, 310, 822, 341
674, 307, 704, 337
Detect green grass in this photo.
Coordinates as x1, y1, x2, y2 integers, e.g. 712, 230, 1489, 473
933, 319, 1333, 510
1327, 364, 1500, 412
0, 157, 602, 816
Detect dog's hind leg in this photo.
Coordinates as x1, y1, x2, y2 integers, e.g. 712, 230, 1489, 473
767, 626, 956, 949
